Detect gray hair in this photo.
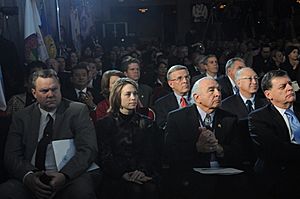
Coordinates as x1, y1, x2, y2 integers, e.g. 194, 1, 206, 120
234, 67, 256, 81
166, 65, 189, 80
225, 57, 245, 75
191, 76, 215, 100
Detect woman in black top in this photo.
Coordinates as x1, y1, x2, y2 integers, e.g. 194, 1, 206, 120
95, 78, 161, 199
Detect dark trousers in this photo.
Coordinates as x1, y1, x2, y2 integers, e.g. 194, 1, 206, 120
0, 170, 102, 199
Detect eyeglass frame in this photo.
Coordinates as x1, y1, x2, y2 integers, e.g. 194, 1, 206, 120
239, 76, 259, 81
169, 75, 191, 82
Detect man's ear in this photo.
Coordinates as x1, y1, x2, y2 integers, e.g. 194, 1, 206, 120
193, 93, 200, 103
264, 90, 272, 100
32, 88, 37, 99
168, 80, 174, 89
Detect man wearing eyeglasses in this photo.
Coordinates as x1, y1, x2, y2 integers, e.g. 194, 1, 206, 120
154, 65, 191, 130
221, 67, 268, 120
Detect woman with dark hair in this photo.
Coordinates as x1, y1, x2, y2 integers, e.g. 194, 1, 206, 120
95, 78, 161, 199
282, 45, 300, 82
95, 70, 125, 120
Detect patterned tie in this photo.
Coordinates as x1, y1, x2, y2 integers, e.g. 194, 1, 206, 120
246, 100, 254, 113
204, 114, 213, 130
35, 114, 53, 170
180, 97, 187, 108
285, 109, 300, 144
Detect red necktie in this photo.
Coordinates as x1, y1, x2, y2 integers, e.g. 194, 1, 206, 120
180, 97, 187, 108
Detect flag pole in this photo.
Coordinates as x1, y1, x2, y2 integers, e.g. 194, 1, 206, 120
55, 0, 62, 43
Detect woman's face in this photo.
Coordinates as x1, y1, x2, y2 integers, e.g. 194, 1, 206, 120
109, 75, 120, 92
288, 49, 299, 60
119, 84, 138, 115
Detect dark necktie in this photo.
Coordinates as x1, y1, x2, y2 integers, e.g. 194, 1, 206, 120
285, 109, 300, 143
78, 91, 86, 102
246, 100, 254, 113
233, 86, 239, 94
35, 114, 53, 170
204, 114, 212, 130
180, 97, 187, 108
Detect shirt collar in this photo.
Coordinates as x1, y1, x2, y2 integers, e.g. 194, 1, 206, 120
196, 105, 215, 123
239, 93, 255, 105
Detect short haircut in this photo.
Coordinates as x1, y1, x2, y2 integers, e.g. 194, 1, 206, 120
225, 57, 245, 75
202, 54, 217, 65
31, 69, 59, 89
121, 57, 140, 72
234, 67, 255, 81
108, 77, 138, 114
261, 70, 288, 92
71, 62, 89, 75
101, 70, 125, 98
166, 65, 188, 81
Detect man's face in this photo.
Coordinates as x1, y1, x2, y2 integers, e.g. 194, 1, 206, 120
32, 77, 61, 112
236, 68, 258, 97
88, 63, 97, 79
71, 69, 89, 89
168, 69, 190, 95
125, 63, 140, 81
56, 57, 66, 71
205, 57, 219, 76
261, 47, 271, 59
227, 60, 246, 80
264, 76, 296, 108
193, 79, 221, 112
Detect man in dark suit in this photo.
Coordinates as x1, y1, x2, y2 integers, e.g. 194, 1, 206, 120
62, 63, 102, 111
0, 69, 100, 199
154, 65, 191, 129
166, 77, 248, 199
121, 57, 153, 108
217, 57, 246, 100
191, 54, 220, 86
222, 67, 267, 119
249, 70, 300, 198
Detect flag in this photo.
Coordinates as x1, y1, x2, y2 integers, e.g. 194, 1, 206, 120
24, 0, 49, 63
0, 65, 6, 111
39, 0, 57, 59
70, 7, 81, 53
80, 5, 93, 41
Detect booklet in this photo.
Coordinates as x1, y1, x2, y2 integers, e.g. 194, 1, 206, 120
193, 167, 244, 175
52, 139, 99, 171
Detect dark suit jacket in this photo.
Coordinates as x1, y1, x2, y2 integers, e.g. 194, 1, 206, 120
138, 83, 153, 108
217, 76, 234, 100
154, 92, 179, 129
249, 103, 300, 197
4, 98, 98, 181
221, 94, 268, 120
61, 86, 103, 105
166, 105, 243, 171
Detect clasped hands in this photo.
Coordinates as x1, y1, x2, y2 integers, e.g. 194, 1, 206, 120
122, 170, 152, 185
196, 127, 224, 156
24, 171, 66, 199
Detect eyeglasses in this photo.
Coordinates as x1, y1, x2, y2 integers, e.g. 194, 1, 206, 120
240, 77, 259, 81
169, 75, 191, 82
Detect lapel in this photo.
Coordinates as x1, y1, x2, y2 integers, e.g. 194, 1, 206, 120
236, 94, 248, 114
170, 93, 180, 109
53, 99, 67, 139
269, 104, 289, 135
212, 108, 226, 141
29, 103, 41, 158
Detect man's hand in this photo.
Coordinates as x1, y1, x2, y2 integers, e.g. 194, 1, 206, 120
82, 91, 96, 110
122, 170, 152, 184
196, 127, 218, 153
47, 171, 66, 192
24, 171, 53, 199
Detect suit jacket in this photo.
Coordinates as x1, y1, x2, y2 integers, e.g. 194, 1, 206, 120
138, 83, 153, 108
166, 104, 243, 171
221, 94, 268, 120
4, 98, 98, 181
217, 76, 234, 100
249, 103, 300, 196
154, 92, 179, 129
62, 85, 103, 105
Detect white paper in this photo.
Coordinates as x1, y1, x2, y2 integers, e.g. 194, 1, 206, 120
193, 167, 244, 175
52, 139, 99, 171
